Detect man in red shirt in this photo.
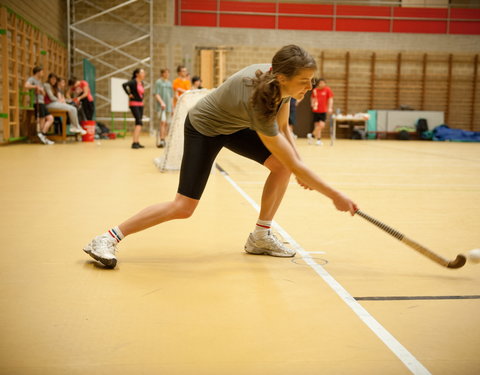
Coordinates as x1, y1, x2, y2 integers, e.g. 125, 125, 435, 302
309, 78, 333, 146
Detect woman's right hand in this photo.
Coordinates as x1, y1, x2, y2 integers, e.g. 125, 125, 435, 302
331, 191, 358, 216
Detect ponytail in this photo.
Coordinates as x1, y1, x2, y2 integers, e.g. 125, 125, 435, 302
250, 45, 317, 123
250, 69, 282, 123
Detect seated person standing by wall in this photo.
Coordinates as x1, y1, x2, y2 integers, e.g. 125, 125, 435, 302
68, 77, 95, 121
122, 68, 146, 149
24, 66, 54, 145
44, 73, 86, 135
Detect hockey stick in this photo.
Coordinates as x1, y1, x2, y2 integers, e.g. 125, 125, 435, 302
355, 210, 466, 269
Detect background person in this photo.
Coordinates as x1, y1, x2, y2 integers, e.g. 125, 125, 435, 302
122, 68, 146, 149
191, 76, 203, 90
68, 76, 95, 121
44, 73, 86, 135
24, 66, 54, 145
154, 68, 173, 148
172, 65, 191, 107
309, 78, 333, 146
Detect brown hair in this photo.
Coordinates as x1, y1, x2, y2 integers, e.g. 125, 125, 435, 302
250, 45, 316, 123
47, 73, 59, 96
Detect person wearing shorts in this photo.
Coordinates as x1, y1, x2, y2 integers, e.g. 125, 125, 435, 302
309, 78, 333, 146
123, 68, 146, 149
154, 68, 173, 148
24, 66, 55, 145
83, 45, 358, 269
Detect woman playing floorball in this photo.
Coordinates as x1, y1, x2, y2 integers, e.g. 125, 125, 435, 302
83, 45, 358, 268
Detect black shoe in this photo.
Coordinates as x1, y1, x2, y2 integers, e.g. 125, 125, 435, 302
156, 139, 166, 148
131, 142, 145, 149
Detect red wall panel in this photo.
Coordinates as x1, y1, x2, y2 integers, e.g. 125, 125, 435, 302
181, 12, 217, 27
278, 3, 333, 16
175, 1, 480, 36
180, 0, 217, 11
450, 9, 480, 20
220, 1, 275, 13
220, 14, 276, 29
450, 21, 480, 35
393, 20, 447, 34
336, 19, 390, 33
394, 7, 447, 19
279, 16, 333, 31
337, 5, 390, 17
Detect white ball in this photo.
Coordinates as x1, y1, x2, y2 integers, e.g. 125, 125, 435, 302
467, 249, 480, 264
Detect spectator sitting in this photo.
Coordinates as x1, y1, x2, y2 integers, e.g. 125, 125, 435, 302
68, 77, 95, 121
191, 76, 203, 90
24, 66, 54, 145
44, 73, 86, 135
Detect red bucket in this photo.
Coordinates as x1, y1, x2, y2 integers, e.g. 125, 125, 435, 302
81, 120, 96, 142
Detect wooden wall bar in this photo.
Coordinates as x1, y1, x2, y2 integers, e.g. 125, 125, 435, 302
0, 6, 67, 143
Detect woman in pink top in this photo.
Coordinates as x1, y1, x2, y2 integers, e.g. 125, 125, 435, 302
122, 68, 146, 149
68, 77, 95, 121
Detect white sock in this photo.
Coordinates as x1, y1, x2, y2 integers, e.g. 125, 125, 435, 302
253, 219, 272, 238
107, 226, 125, 243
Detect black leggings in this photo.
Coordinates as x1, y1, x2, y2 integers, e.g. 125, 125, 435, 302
81, 99, 95, 121
130, 106, 144, 126
177, 115, 272, 200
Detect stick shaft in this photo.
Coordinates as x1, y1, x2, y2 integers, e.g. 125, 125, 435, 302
355, 210, 450, 267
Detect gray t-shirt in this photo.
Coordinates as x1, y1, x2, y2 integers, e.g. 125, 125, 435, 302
27, 76, 45, 104
154, 78, 173, 113
188, 64, 288, 137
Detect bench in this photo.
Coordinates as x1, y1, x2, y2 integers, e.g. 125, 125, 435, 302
23, 108, 81, 143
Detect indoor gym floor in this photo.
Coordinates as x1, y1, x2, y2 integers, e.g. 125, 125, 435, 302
0, 136, 479, 375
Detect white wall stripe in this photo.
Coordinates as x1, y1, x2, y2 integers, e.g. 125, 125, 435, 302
217, 165, 431, 375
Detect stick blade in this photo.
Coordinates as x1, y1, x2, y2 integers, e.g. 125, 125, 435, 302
447, 254, 467, 269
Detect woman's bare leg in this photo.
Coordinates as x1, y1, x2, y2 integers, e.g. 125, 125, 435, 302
132, 124, 142, 143
258, 155, 291, 221
119, 193, 199, 236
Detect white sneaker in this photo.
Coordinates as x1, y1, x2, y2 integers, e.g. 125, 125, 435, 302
70, 126, 87, 135
316, 139, 323, 146
38, 132, 50, 145
307, 133, 314, 144
245, 231, 296, 257
83, 233, 118, 268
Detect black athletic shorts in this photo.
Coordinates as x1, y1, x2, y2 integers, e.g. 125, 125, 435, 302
177, 115, 272, 200
129, 106, 144, 126
313, 112, 327, 123
34, 103, 50, 118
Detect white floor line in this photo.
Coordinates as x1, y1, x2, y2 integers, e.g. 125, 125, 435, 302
217, 167, 431, 375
